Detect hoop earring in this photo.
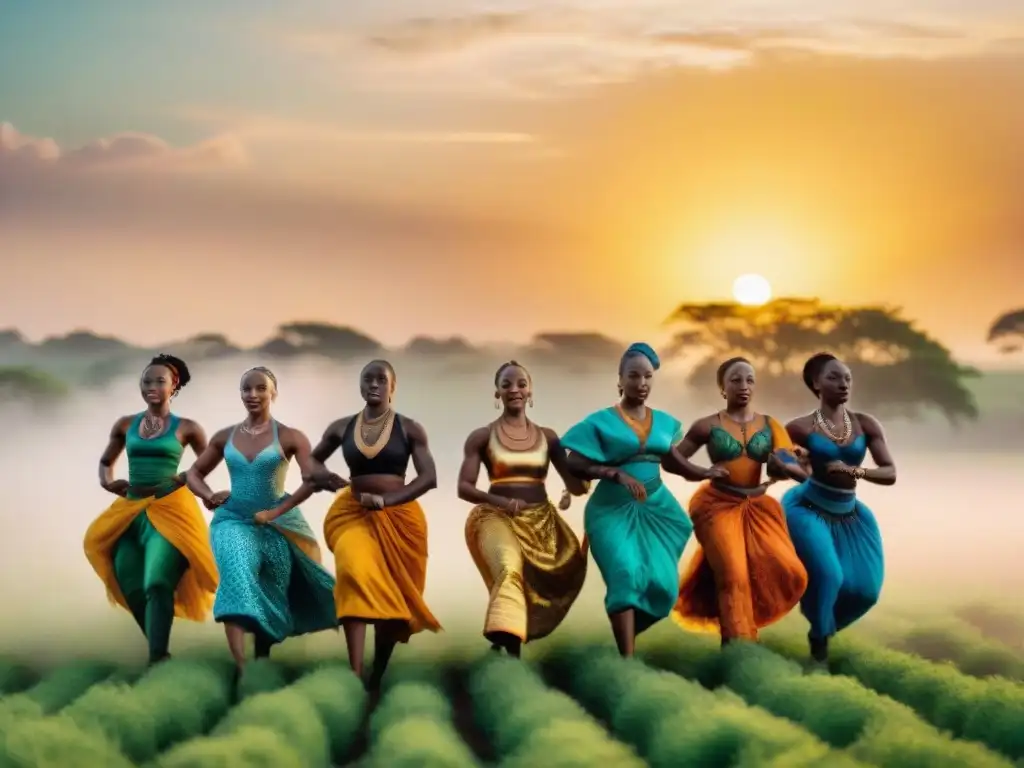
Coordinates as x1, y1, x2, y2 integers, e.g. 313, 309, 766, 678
528, 396, 534, 408
617, 386, 623, 397
494, 398, 500, 410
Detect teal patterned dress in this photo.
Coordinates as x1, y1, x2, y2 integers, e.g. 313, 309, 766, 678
210, 421, 337, 644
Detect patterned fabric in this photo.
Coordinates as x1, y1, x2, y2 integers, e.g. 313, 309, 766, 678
210, 421, 336, 643
465, 500, 587, 642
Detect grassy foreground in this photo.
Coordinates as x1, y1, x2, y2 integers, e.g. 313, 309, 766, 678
0, 607, 1022, 768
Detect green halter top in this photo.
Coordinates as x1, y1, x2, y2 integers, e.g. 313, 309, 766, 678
125, 413, 184, 499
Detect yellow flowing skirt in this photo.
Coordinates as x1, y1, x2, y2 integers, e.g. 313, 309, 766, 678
323, 488, 442, 643
465, 501, 587, 643
83, 486, 218, 622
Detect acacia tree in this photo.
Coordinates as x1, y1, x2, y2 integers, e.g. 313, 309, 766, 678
987, 309, 1024, 353
664, 298, 978, 424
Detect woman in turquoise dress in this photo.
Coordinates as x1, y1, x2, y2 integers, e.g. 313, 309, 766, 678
783, 353, 897, 665
186, 366, 336, 674
562, 342, 695, 656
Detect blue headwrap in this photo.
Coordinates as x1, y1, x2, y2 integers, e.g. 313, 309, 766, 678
619, 342, 661, 373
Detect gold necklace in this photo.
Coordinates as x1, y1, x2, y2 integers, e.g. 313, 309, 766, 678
355, 409, 395, 458
498, 418, 533, 443
814, 408, 852, 443
240, 421, 271, 436
140, 413, 165, 439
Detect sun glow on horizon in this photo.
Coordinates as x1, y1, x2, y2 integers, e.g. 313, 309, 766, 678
732, 273, 772, 306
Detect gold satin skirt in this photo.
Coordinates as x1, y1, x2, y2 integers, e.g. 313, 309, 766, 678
465, 500, 587, 643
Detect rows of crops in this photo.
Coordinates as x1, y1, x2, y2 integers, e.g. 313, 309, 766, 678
0, 618, 1021, 767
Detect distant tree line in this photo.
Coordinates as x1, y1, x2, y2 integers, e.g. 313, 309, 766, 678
1, 302, 1018, 424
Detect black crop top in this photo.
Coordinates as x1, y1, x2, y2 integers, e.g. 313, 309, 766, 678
341, 413, 412, 478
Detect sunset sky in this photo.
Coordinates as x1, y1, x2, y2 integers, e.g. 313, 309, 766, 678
2, 0, 1023, 364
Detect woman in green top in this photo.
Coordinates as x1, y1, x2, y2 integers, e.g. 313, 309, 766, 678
84, 354, 219, 664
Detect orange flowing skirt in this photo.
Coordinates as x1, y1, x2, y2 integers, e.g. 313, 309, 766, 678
673, 482, 807, 641
323, 488, 442, 643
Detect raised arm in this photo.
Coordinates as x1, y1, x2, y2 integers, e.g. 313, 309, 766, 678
178, 418, 209, 484
662, 419, 721, 481
856, 413, 896, 486
307, 417, 350, 488
186, 427, 230, 507
381, 417, 438, 507
564, 451, 619, 481
98, 416, 132, 496
544, 428, 589, 496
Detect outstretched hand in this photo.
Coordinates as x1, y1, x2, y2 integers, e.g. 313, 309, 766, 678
615, 471, 647, 502
359, 493, 385, 510
104, 479, 130, 498
825, 460, 856, 476
325, 473, 349, 491
205, 490, 230, 510
502, 497, 525, 515
558, 489, 572, 511
705, 465, 730, 481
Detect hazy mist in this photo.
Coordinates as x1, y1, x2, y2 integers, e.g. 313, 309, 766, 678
2, 355, 1021, 662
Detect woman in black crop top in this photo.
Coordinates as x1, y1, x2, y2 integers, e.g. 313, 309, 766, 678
457, 360, 591, 657
274, 359, 442, 692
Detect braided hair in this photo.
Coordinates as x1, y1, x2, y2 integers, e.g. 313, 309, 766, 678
146, 354, 190, 396
494, 360, 531, 387
802, 352, 838, 396
716, 356, 751, 388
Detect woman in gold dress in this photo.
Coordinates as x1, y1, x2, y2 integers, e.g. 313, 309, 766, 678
457, 360, 590, 657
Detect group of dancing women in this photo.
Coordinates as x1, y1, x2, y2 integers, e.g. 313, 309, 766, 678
83, 342, 896, 690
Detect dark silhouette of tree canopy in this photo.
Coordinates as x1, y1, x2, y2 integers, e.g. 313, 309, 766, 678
988, 309, 1024, 353
38, 330, 129, 356
256, 322, 382, 359
665, 298, 979, 424
404, 335, 481, 357
521, 332, 624, 372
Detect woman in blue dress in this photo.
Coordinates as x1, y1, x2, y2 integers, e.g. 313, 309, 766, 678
186, 366, 336, 675
783, 352, 897, 664
562, 342, 700, 656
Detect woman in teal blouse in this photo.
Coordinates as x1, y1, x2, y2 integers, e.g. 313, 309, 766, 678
563, 342, 708, 656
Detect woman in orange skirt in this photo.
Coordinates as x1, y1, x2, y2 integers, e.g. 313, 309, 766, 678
274, 359, 441, 691
672, 357, 809, 645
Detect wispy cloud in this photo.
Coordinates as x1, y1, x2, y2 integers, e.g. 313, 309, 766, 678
172, 107, 537, 147
273, 3, 1024, 96
0, 122, 246, 175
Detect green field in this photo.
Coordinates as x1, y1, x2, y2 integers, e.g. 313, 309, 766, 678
2, 605, 1022, 768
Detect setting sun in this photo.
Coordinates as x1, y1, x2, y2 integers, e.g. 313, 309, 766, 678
732, 274, 772, 306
